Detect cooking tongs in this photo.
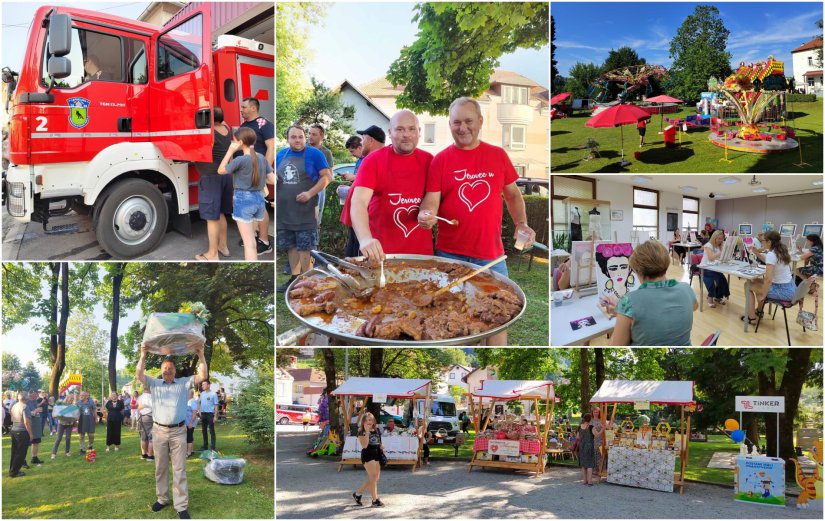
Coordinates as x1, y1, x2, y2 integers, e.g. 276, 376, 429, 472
310, 250, 377, 297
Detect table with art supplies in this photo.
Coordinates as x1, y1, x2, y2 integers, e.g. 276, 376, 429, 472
590, 380, 695, 494
467, 380, 555, 477
331, 377, 432, 472
550, 292, 616, 346
698, 260, 765, 332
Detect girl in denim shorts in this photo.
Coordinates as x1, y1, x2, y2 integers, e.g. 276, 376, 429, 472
218, 127, 274, 260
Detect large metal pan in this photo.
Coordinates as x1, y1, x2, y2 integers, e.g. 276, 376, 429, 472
281, 254, 527, 346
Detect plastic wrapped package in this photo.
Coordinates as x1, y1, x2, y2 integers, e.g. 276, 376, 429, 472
142, 313, 205, 355
204, 457, 247, 485
53, 404, 81, 420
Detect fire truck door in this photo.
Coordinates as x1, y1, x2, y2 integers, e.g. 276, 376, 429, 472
237, 55, 274, 123
149, 7, 212, 162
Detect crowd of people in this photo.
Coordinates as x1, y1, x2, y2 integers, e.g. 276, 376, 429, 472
194, 97, 275, 261
276, 97, 539, 345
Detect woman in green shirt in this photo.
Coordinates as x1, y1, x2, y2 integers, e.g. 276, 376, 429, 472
607, 240, 698, 346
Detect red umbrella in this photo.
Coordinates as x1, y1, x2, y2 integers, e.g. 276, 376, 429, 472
645, 95, 684, 130
585, 103, 651, 166
550, 92, 572, 105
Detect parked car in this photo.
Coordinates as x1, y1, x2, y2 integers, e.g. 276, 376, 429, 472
516, 177, 549, 197
276, 403, 319, 425
333, 163, 357, 177
351, 408, 406, 428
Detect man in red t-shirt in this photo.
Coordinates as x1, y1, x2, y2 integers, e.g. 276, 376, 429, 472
418, 97, 535, 345
350, 110, 434, 262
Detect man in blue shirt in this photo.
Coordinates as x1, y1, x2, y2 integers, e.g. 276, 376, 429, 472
136, 343, 208, 520
197, 381, 218, 452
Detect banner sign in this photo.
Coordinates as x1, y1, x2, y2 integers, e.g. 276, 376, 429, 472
488, 439, 520, 457
735, 396, 785, 413
734, 455, 785, 507
372, 393, 387, 404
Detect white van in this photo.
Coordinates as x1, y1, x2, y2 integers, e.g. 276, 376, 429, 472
414, 395, 461, 444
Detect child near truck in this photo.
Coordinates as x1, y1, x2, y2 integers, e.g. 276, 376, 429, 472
218, 128, 275, 260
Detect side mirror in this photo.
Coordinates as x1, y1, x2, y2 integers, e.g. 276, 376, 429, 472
48, 13, 72, 57
47, 56, 71, 79
1, 67, 16, 84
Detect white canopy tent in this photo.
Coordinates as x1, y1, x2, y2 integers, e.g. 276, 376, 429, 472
590, 379, 696, 494
467, 380, 556, 476
331, 377, 433, 472
590, 380, 694, 405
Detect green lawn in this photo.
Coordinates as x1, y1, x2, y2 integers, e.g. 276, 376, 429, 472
276, 255, 549, 346
549, 434, 739, 485
551, 101, 823, 173
2, 423, 273, 519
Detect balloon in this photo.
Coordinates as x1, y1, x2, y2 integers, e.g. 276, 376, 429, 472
731, 429, 746, 443
725, 419, 740, 431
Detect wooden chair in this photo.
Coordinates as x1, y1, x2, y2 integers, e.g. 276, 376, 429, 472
561, 439, 575, 460
546, 439, 563, 460
755, 278, 814, 346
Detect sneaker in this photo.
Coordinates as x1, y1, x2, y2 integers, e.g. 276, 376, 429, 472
277, 276, 297, 293
22, 462, 30, 469
80, 449, 86, 454
10, 472, 26, 478
352, 492, 362, 506
240, 231, 260, 247
106, 447, 110, 452
718, 296, 728, 305
371, 499, 384, 508
31, 457, 42, 465
178, 511, 191, 520
148, 455, 155, 461
151, 502, 168, 513
65, 453, 70, 457
256, 238, 273, 255
51, 454, 56, 460
114, 447, 119, 452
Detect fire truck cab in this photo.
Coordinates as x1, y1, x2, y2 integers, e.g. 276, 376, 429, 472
4, 5, 273, 258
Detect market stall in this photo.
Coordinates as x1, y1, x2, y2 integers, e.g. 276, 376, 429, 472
330, 377, 432, 472
590, 380, 695, 494
467, 380, 555, 477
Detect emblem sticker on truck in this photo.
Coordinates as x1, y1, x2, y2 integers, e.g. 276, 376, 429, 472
67, 97, 91, 129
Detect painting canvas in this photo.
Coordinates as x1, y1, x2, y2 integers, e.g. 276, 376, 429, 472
779, 223, 796, 236
595, 243, 637, 303
762, 222, 775, 232
739, 223, 752, 236
720, 236, 738, 262
803, 224, 823, 237
570, 240, 609, 287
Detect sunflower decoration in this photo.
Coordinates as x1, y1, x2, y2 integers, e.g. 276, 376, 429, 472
179, 301, 210, 325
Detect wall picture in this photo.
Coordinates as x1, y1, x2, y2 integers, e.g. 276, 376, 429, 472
738, 223, 752, 236
667, 213, 678, 232
779, 223, 796, 236
610, 210, 623, 221
802, 223, 823, 237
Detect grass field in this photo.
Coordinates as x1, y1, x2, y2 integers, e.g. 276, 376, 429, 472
550, 101, 823, 173
1, 423, 274, 519
276, 254, 549, 346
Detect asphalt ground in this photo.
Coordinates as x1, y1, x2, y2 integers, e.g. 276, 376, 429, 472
275, 428, 820, 519
2, 206, 274, 261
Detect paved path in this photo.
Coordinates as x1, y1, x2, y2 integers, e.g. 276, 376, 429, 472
276, 430, 819, 519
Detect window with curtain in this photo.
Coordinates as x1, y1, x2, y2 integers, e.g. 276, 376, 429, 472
633, 187, 659, 239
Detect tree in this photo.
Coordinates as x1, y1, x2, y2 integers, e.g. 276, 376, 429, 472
550, 16, 558, 92
20, 362, 43, 392
815, 19, 823, 67
564, 62, 602, 101
2, 352, 23, 391
668, 5, 732, 101
275, 3, 329, 136
65, 310, 108, 400
579, 349, 590, 415
295, 78, 356, 164
602, 46, 646, 72
387, 2, 548, 114
105, 263, 124, 394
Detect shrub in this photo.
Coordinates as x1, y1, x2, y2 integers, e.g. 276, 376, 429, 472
234, 365, 274, 447
786, 93, 817, 103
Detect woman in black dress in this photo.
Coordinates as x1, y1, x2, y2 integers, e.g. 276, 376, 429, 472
105, 392, 124, 451
351, 412, 384, 507
577, 413, 596, 485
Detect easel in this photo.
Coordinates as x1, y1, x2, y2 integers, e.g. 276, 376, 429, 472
719, 130, 733, 163
466, 383, 555, 477
574, 235, 597, 292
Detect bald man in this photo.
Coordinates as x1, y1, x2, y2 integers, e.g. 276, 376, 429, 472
350, 110, 434, 262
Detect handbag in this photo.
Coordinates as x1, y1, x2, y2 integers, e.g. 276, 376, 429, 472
797, 277, 819, 331
378, 448, 388, 467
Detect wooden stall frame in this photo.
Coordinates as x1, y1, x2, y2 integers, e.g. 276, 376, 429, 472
336, 382, 432, 473
466, 383, 555, 478
595, 400, 693, 495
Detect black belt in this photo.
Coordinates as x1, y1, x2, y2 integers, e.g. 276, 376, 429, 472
153, 421, 185, 428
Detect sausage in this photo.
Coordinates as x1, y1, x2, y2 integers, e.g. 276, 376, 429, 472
292, 279, 317, 290
361, 315, 382, 337
313, 290, 336, 304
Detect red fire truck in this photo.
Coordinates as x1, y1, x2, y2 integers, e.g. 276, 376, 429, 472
3, 5, 273, 258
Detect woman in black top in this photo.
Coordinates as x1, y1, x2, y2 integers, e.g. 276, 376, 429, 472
105, 393, 125, 451
351, 412, 384, 507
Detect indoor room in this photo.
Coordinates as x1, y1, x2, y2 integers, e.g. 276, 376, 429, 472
551, 174, 823, 347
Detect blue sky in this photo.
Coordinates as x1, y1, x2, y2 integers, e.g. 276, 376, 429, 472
552, 1, 823, 78
302, 2, 549, 90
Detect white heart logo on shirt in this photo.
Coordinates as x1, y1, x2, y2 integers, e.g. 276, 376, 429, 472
458, 180, 491, 213
393, 205, 420, 238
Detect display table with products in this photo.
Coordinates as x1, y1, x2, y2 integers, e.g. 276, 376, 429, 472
331, 377, 432, 472
607, 446, 678, 492
467, 380, 555, 477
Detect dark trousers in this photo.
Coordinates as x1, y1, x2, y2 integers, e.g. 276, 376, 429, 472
422, 443, 430, 459
200, 412, 216, 450
703, 270, 730, 299
10, 430, 30, 476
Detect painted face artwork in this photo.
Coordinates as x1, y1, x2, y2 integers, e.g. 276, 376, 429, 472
596, 243, 635, 298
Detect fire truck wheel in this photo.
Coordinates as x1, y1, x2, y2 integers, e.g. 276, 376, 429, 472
95, 179, 168, 258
